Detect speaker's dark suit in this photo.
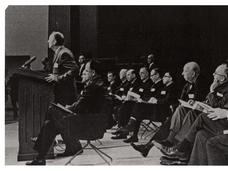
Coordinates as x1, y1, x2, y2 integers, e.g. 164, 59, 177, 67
52, 46, 78, 105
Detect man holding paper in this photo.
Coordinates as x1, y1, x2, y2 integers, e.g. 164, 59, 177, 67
160, 108, 228, 165
160, 63, 228, 165
125, 71, 178, 143
112, 68, 164, 142
111, 68, 152, 140
173, 63, 228, 143
159, 62, 207, 146
130, 62, 206, 156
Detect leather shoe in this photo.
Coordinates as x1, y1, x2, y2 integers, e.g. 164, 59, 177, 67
160, 147, 188, 161
160, 156, 187, 165
111, 134, 127, 139
123, 136, 138, 143
111, 127, 123, 135
26, 159, 46, 165
56, 149, 83, 158
131, 143, 153, 157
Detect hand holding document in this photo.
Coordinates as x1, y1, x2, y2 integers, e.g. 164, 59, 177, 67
126, 91, 141, 101
113, 94, 123, 101
179, 99, 215, 113
148, 97, 158, 104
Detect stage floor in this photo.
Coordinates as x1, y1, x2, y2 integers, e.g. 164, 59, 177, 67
5, 121, 162, 165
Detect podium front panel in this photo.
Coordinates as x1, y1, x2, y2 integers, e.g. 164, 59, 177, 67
17, 72, 54, 161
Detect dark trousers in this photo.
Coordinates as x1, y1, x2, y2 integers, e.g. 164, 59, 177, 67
131, 103, 170, 138
170, 106, 190, 134
206, 134, 228, 165
184, 113, 228, 165
175, 110, 200, 142
33, 106, 81, 158
117, 101, 136, 127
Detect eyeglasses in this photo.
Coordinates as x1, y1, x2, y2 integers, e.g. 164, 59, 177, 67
150, 73, 157, 77
163, 75, 171, 78
213, 72, 226, 77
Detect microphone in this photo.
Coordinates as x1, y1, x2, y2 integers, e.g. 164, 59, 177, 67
21, 56, 36, 68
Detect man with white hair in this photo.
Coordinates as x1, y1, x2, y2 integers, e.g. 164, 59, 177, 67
111, 69, 142, 139
115, 69, 129, 97
159, 61, 207, 147
160, 63, 228, 165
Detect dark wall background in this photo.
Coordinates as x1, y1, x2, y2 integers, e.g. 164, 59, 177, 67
50, 6, 228, 88
96, 6, 228, 83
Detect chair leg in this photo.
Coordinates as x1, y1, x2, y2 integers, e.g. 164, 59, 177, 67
143, 125, 161, 139
140, 121, 153, 139
90, 143, 113, 162
90, 143, 112, 165
65, 143, 89, 165
95, 139, 103, 146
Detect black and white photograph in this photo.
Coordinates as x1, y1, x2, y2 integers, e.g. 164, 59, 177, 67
4, 2, 228, 166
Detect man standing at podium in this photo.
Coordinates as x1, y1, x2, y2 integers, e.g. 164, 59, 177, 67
44, 31, 78, 105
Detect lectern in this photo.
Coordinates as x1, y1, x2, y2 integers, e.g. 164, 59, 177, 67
16, 68, 55, 161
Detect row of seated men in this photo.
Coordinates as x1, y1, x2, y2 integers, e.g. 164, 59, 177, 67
26, 56, 228, 165
104, 59, 228, 165
105, 67, 179, 143
129, 61, 228, 165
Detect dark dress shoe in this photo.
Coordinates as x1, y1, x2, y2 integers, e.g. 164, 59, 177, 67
56, 149, 83, 158
123, 136, 138, 143
160, 156, 187, 165
160, 155, 179, 161
160, 147, 188, 161
131, 143, 153, 157
26, 159, 46, 165
111, 134, 127, 139
111, 127, 123, 135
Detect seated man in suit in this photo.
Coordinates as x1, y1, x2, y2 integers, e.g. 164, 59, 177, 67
113, 68, 164, 142
130, 62, 207, 157
123, 71, 178, 143
111, 68, 147, 139
204, 109, 228, 165
26, 60, 107, 165
158, 62, 208, 147
146, 53, 157, 72
110, 69, 130, 125
106, 71, 120, 95
170, 63, 228, 144
160, 107, 228, 165
105, 71, 120, 128
76, 53, 87, 93
160, 63, 228, 165
114, 69, 130, 99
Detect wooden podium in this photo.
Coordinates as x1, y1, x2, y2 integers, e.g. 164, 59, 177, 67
16, 68, 55, 161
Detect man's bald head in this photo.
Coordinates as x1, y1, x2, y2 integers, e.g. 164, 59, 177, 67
48, 31, 64, 49
182, 62, 200, 83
